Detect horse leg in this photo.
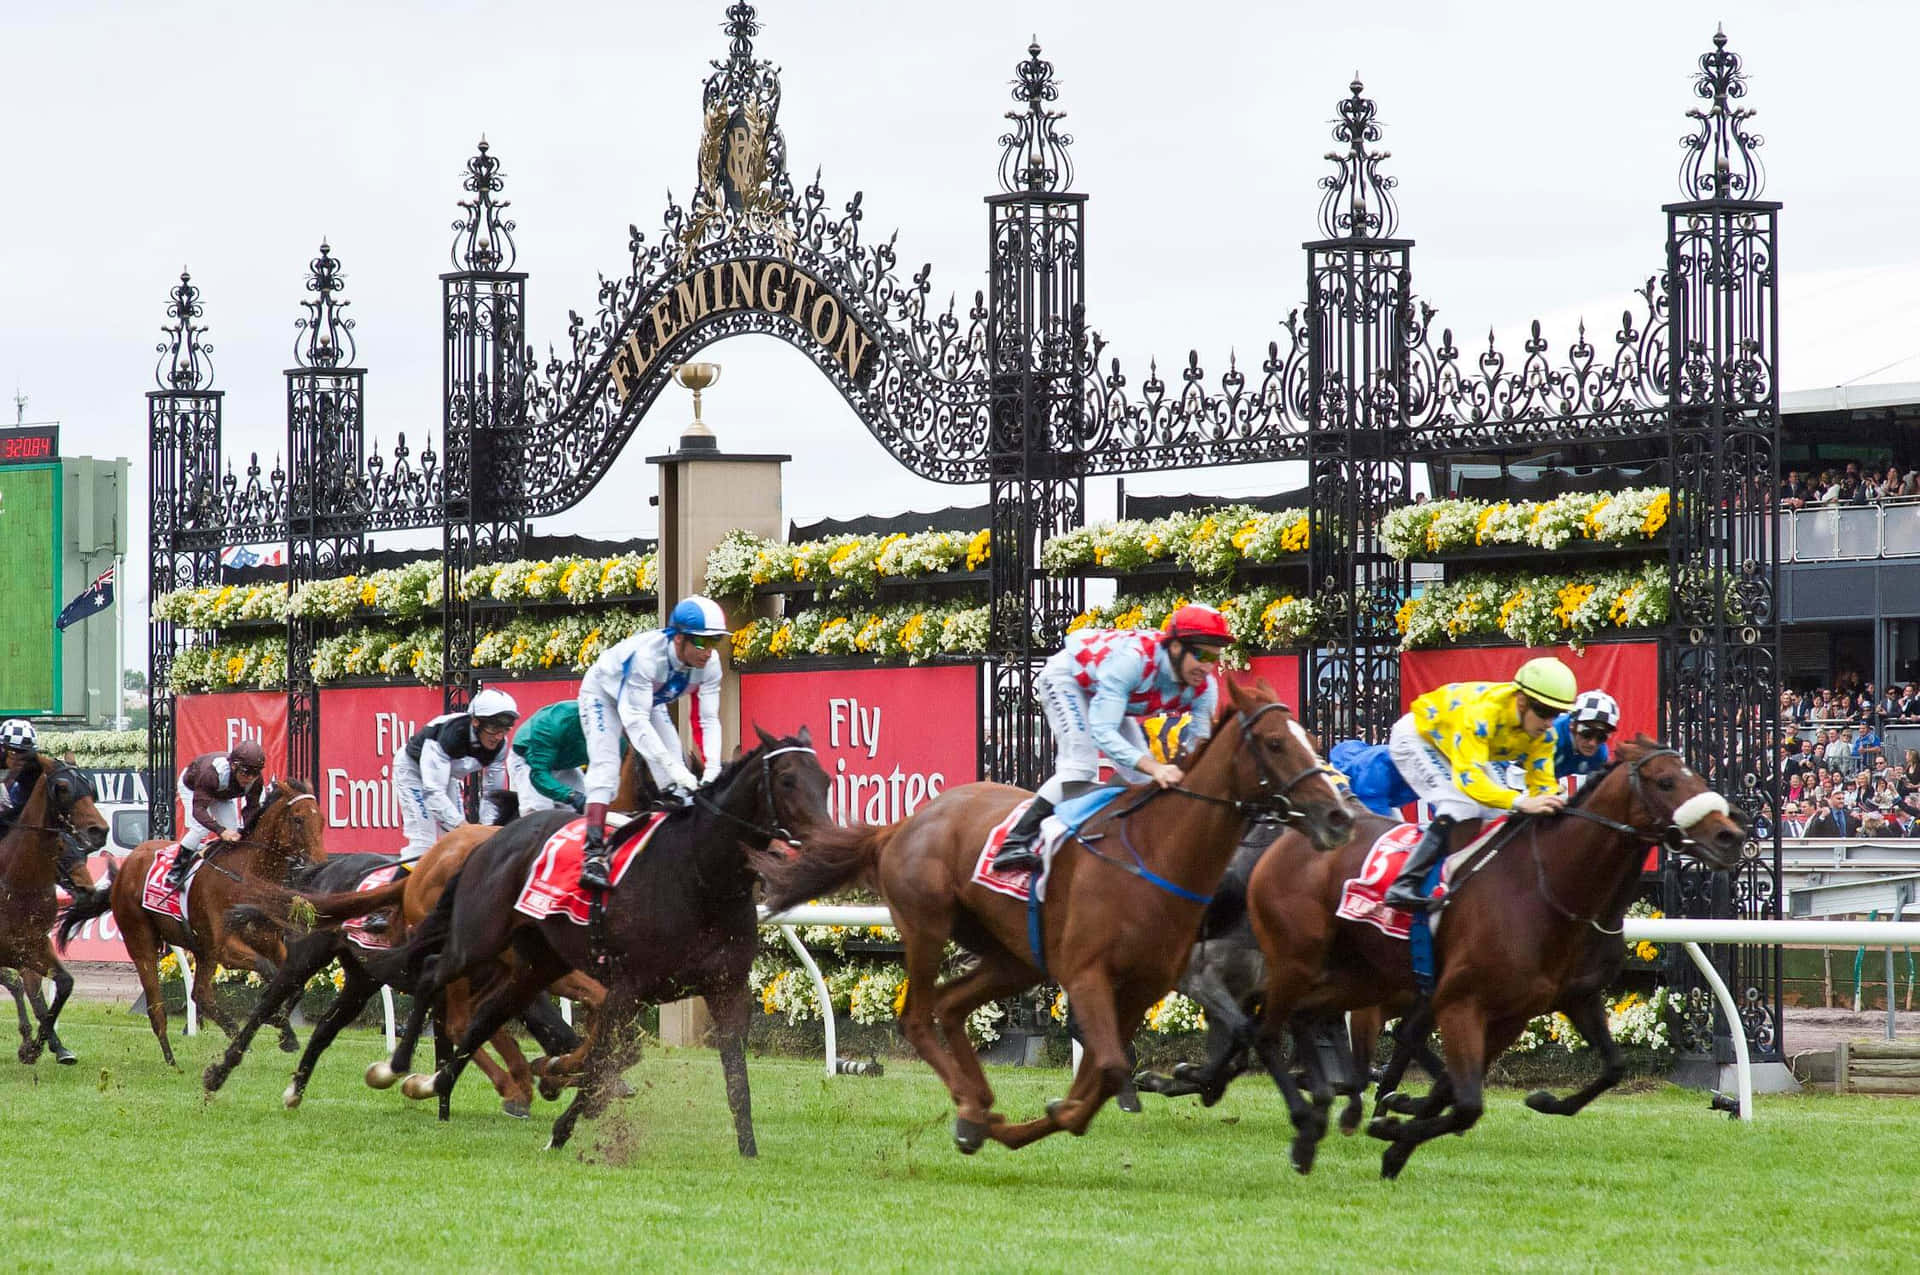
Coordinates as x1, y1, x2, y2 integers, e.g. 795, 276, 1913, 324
414, 956, 557, 1104
372, 972, 440, 1088
288, 962, 380, 1108
126, 926, 177, 1068
547, 986, 641, 1154
990, 976, 1136, 1151
205, 940, 330, 1092
519, 990, 586, 1097
1373, 1001, 1436, 1117
891, 919, 984, 1146
1524, 991, 1626, 1117
704, 979, 758, 1158
924, 951, 1034, 1144
1163, 960, 1255, 1107
1341, 1011, 1381, 1135
1372, 1001, 1504, 1181
189, 952, 244, 1041
2, 968, 33, 1059
23, 948, 77, 1064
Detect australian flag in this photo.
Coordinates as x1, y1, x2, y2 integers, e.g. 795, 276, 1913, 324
56, 567, 114, 630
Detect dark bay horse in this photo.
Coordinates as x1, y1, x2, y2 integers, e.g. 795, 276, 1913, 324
374, 727, 836, 1155
759, 677, 1354, 1154
58, 780, 326, 1065
0, 757, 110, 1063
1240, 736, 1746, 1177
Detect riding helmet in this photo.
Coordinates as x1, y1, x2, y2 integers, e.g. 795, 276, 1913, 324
467, 687, 521, 730
1513, 656, 1578, 712
1163, 603, 1232, 645
0, 718, 36, 752
228, 738, 267, 770
1571, 690, 1621, 731
665, 595, 731, 637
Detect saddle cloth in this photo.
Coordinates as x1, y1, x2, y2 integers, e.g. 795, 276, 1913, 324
1335, 817, 1509, 940
969, 788, 1126, 904
343, 863, 405, 951
140, 844, 204, 922
513, 812, 667, 926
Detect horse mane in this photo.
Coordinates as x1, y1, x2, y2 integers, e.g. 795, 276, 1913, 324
705, 733, 800, 794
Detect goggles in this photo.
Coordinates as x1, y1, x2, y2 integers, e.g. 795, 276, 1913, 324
1577, 726, 1614, 743
685, 633, 726, 649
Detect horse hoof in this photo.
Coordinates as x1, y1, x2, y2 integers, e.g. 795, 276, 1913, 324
1116, 1090, 1142, 1114
954, 1116, 987, 1154
544, 1137, 560, 1152
502, 1099, 531, 1120
1379, 1091, 1418, 1116
55, 1048, 76, 1065
538, 1077, 565, 1102
1290, 1136, 1319, 1176
18, 1044, 39, 1065
1382, 1142, 1415, 1180
1366, 1116, 1401, 1142
277, 1033, 300, 1054
400, 1073, 438, 1101
365, 1060, 399, 1090
283, 1082, 303, 1109
1523, 1089, 1561, 1115
1045, 1098, 1084, 1134
202, 1065, 227, 1092
1339, 1107, 1363, 1136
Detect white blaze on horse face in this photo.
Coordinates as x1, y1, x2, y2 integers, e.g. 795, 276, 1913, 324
1286, 718, 1319, 759
1673, 791, 1732, 830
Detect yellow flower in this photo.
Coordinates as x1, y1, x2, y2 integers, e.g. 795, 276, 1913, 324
1093, 545, 1110, 565
1112, 606, 1145, 630
898, 613, 926, 644
965, 529, 992, 571
1609, 584, 1640, 626
1049, 989, 1068, 1024
761, 971, 785, 1015
559, 563, 581, 594
1279, 517, 1309, 553
1642, 491, 1670, 537
731, 621, 759, 650
768, 623, 794, 656
578, 628, 602, 665
1230, 518, 1260, 551
892, 978, 909, 1017
225, 655, 247, 682
359, 580, 379, 607
1066, 609, 1098, 634
1498, 588, 1532, 628
829, 543, 860, 570
1395, 597, 1418, 635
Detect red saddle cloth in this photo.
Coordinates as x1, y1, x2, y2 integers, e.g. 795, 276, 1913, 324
343, 864, 406, 951
140, 844, 195, 922
513, 813, 669, 926
1336, 818, 1508, 939
970, 799, 1046, 902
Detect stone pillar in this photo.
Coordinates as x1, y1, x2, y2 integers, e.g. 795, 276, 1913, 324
649, 446, 788, 1047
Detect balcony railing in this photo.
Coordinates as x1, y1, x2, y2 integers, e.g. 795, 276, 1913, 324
1783, 497, 1920, 561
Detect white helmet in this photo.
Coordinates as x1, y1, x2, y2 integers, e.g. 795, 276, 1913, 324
1571, 690, 1621, 731
0, 719, 36, 752
467, 688, 520, 728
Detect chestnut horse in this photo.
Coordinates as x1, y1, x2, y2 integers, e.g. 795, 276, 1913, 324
58, 780, 326, 1066
0, 757, 110, 1063
759, 677, 1354, 1154
1238, 736, 1746, 1177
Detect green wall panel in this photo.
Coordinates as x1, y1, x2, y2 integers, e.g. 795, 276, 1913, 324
0, 465, 58, 714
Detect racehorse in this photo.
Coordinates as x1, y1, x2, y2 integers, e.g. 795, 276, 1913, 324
1236, 735, 1746, 1177
57, 780, 327, 1066
372, 727, 835, 1156
758, 677, 1354, 1154
2, 841, 112, 1061
0, 757, 109, 1063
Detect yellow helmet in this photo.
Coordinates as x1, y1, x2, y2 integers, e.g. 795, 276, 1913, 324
1513, 656, 1578, 712
1145, 714, 1191, 765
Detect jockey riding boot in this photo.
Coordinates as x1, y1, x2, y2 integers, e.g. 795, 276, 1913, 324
579, 802, 614, 892
990, 797, 1055, 874
1382, 814, 1456, 914
165, 845, 200, 891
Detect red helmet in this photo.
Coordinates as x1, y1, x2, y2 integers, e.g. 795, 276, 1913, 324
1164, 603, 1231, 645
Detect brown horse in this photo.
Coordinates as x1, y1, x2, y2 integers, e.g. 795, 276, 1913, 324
1241, 735, 1746, 1177
759, 677, 1354, 1154
0, 757, 110, 1063
58, 780, 327, 1066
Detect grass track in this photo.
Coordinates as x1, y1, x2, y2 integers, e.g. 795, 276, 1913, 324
2, 1004, 1913, 1273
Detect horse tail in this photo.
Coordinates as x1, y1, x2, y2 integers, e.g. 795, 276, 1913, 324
55, 886, 114, 952
294, 877, 411, 923
757, 821, 898, 915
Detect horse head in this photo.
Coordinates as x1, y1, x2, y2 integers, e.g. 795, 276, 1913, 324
251, 779, 327, 865
746, 724, 832, 845
1219, 677, 1354, 853
31, 759, 109, 854
1610, 735, 1747, 869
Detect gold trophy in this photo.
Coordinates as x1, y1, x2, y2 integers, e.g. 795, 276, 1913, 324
673, 361, 721, 450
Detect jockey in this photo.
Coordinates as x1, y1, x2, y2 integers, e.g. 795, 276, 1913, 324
1551, 690, 1619, 781
392, 688, 519, 865
507, 699, 597, 814
575, 596, 730, 891
991, 603, 1230, 874
1380, 656, 1577, 913
0, 718, 38, 833
170, 738, 268, 887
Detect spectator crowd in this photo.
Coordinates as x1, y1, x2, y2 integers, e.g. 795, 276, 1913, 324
1776, 682, 1920, 838
1780, 461, 1920, 509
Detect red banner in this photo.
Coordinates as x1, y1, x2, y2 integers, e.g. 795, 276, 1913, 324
315, 685, 445, 854
738, 664, 981, 825
1243, 654, 1304, 716
497, 678, 581, 724
1399, 641, 1660, 742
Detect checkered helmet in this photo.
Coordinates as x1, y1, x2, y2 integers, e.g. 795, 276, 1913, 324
0, 719, 36, 752
1571, 691, 1620, 731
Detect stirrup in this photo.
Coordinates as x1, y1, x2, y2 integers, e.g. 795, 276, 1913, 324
992, 842, 1042, 873
578, 854, 613, 892
1383, 884, 1438, 913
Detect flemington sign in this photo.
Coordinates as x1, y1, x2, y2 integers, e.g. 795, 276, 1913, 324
605, 258, 879, 400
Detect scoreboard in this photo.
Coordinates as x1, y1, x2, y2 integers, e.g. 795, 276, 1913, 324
0, 460, 59, 715
0, 424, 58, 466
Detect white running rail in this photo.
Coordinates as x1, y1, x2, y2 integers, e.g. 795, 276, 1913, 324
760, 906, 1920, 1121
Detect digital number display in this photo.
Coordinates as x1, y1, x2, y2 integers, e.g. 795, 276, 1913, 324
0, 425, 58, 465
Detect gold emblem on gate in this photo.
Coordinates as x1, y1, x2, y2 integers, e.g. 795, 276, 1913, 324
685, 100, 790, 264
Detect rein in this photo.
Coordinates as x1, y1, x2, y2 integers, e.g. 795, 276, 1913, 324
690, 743, 817, 846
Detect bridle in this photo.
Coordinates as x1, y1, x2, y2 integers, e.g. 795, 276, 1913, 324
4, 764, 102, 847
691, 743, 817, 847
1532, 747, 1741, 932
1141, 701, 1338, 831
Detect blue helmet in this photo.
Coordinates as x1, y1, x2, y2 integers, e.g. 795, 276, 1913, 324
665, 595, 730, 637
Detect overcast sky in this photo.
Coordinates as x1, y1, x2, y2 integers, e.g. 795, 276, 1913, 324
5, 0, 1916, 633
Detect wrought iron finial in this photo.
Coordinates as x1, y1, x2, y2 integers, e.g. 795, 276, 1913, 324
1679, 27, 1764, 201
295, 242, 357, 369
452, 137, 518, 271
155, 269, 215, 391
998, 39, 1074, 194
1316, 76, 1398, 240
724, 1, 758, 61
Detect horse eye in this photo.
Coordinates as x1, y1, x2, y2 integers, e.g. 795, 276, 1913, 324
1658, 778, 1675, 791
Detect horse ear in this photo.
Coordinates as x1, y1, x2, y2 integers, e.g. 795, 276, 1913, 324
796, 724, 813, 748
1254, 676, 1276, 700
1223, 675, 1251, 714
754, 723, 776, 750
